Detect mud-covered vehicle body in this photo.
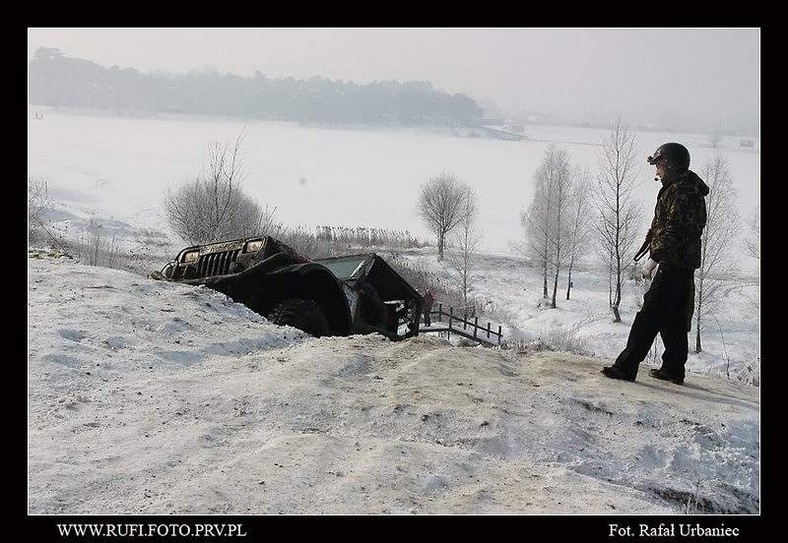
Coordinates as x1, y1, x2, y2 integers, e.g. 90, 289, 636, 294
152, 236, 423, 340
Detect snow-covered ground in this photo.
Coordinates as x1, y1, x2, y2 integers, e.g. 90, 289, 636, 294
28, 253, 758, 515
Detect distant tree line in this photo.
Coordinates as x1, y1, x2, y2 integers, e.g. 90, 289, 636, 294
315, 226, 424, 249
29, 48, 484, 126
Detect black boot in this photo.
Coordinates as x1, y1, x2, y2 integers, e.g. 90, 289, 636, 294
601, 366, 636, 382
649, 368, 684, 385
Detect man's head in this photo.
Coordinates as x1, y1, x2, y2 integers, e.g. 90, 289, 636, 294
647, 142, 690, 178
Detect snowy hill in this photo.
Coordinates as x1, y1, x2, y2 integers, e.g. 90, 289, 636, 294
27, 253, 759, 515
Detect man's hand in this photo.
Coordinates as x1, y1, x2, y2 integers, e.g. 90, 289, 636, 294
641, 258, 658, 280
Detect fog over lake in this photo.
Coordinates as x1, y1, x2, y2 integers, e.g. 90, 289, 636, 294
28, 109, 760, 268
28, 28, 760, 137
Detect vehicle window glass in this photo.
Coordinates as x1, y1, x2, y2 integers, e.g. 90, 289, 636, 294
316, 257, 366, 279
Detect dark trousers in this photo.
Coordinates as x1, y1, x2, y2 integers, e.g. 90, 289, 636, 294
613, 264, 695, 379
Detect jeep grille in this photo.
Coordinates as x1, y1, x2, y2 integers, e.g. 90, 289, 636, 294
196, 249, 241, 277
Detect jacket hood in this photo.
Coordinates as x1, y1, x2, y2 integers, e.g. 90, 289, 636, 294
683, 170, 710, 196
664, 169, 710, 196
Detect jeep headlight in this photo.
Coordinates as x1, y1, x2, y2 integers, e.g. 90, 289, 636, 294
182, 250, 200, 264
162, 262, 175, 278
244, 239, 264, 253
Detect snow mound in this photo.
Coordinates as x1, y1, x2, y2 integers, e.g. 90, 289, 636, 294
28, 256, 759, 514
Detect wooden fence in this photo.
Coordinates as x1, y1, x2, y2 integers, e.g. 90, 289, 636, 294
421, 303, 503, 346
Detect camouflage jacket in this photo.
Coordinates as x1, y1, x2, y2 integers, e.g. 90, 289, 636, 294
646, 169, 709, 270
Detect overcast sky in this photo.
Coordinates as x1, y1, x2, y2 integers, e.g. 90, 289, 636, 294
27, 27, 760, 134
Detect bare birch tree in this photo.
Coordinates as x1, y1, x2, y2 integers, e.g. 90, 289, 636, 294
565, 167, 594, 300
164, 131, 276, 245
593, 118, 642, 322
445, 188, 480, 316
518, 144, 576, 307
694, 153, 740, 352
520, 145, 558, 300
417, 172, 472, 260
546, 146, 574, 308
520, 189, 551, 300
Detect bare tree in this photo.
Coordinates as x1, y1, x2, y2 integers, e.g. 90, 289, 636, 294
694, 153, 740, 353
417, 172, 472, 260
519, 193, 551, 300
517, 145, 577, 307
164, 131, 276, 244
593, 118, 642, 322
744, 205, 760, 261
445, 188, 481, 316
28, 176, 72, 256
545, 146, 574, 308
565, 167, 594, 300
520, 145, 558, 300
28, 176, 50, 245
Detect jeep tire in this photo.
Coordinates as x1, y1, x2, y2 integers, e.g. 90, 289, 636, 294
267, 298, 331, 337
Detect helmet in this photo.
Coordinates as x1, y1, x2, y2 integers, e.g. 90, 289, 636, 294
647, 142, 690, 173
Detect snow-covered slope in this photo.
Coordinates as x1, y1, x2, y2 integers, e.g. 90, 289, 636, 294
27, 254, 759, 514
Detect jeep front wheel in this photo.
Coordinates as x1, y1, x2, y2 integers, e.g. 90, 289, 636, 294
267, 299, 331, 337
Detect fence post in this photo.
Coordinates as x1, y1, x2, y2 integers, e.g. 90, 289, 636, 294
438, 303, 443, 322
497, 325, 502, 343
486, 322, 491, 338
474, 317, 478, 338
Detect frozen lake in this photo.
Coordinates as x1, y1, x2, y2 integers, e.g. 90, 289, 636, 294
28, 108, 760, 263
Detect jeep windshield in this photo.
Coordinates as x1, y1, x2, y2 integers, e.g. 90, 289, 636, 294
316, 255, 368, 280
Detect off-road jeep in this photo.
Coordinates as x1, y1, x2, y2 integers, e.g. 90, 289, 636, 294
151, 236, 423, 341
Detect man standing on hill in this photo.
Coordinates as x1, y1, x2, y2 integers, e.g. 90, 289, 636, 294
602, 142, 709, 385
